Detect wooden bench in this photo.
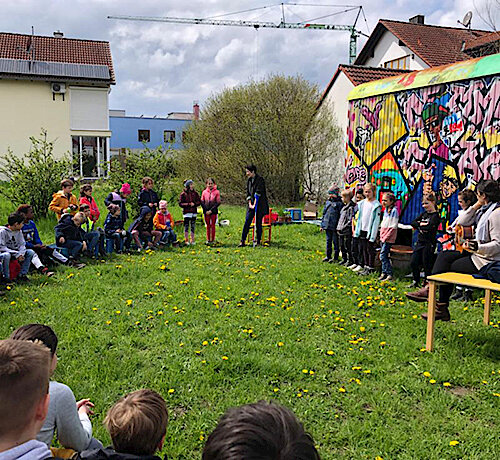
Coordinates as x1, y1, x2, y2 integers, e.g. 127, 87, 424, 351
425, 272, 499, 351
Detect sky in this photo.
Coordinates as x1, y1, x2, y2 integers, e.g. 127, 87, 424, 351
0, 0, 494, 117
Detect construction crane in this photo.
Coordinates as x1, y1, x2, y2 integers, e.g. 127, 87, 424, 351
108, 4, 369, 64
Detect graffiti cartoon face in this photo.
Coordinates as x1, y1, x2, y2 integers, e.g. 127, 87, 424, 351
355, 126, 373, 154
439, 177, 458, 200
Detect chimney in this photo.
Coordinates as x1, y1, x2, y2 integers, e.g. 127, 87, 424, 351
409, 15, 424, 25
193, 101, 200, 120
53, 30, 64, 38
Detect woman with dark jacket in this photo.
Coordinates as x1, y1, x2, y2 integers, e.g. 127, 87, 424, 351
179, 180, 201, 245
240, 165, 269, 247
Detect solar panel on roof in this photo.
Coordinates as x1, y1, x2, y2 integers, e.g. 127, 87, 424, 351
0, 58, 110, 80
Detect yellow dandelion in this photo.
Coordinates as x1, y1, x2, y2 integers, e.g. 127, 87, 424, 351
449, 440, 459, 446
168, 388, 175, 394
326, 350, 334, 355
443, 382, 451, 387
338, 387, 346, 393
222, 356, 228, 360
423, 371, 431, 377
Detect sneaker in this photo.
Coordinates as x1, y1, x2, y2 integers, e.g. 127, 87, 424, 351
338, 260, 347, 266
322, 257, 331, 263
68, 260, 86, 269
407, 280, 419, 289
347, 263, 358, 270
450, 289, 464, 301
379, 273, 387, 281
463, 289, 473, 302
385, 275, 393, 281
353, 265, 364, 272
238, 242, 246, 247
40, 267, 55, 277
406, 284, 429, 302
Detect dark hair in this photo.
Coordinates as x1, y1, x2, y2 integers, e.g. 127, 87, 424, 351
80, 184, 93, 196
245, 164, 257, 174
202, 400, 320, 460
16, 204, 32, 215
457, 189, 477, 206
476, 180, 500, 203
8, 212, 25, 226
10, 324, 58, 356
79, 203, 90, 212
61, 179, 74, 188
355, 188, 365, 197
423, 192, 437, 203
383, 191, 396, 204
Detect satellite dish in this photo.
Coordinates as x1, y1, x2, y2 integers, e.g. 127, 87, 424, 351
461, 11, 473, 28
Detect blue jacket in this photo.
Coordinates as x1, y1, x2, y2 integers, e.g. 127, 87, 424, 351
104, 213, 124, 237
21, 220, 43, 248
321, 198, 343, 231
55, 214, 83, 243
354, 199, 382, 242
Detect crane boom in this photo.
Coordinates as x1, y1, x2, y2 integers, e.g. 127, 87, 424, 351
107, 14, 364, 63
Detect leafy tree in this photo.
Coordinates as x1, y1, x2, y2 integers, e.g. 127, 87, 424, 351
0, 130, 71, 218
107, 146, 177, 216
179, 74, 341, 203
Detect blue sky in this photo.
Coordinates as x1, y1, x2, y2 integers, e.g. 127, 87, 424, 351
0, 0, 494, 116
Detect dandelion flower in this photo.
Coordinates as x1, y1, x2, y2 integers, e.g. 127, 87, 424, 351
429, 379, 436, 384
338, 387, 346, 393
168, 388, 175, 394
423, 371, 431, 377
222, 356, 228, 360
326, 350, 334, 355
449, 440, 459, 446
443, 382, 451, 387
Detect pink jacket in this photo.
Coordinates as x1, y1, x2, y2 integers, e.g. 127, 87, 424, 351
201, 186, 221, 215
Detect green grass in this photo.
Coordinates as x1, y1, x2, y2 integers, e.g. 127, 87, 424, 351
0, 194, 499, 460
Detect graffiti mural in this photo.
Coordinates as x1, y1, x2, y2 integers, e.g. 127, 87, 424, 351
345, 55, 500, 226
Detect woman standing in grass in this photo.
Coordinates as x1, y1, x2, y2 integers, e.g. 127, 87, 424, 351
201, 178, 221, 245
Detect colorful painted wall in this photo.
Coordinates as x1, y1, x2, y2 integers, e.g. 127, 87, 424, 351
345, 56, 500, 226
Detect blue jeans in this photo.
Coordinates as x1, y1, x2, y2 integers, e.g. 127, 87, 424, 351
325, 229, 339, 260
380, 242, 393, 276
160, 228, 177, 245
84, 231, 100, 257
106, 232, 132, 253
1, 250, 34, 278
61, 240, 83, 258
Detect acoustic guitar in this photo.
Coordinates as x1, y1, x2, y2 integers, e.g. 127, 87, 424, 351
454, 224, 476, 253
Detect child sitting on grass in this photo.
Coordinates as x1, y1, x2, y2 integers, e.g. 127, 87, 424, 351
320, 186, 343, 263
78, 203, 102, 258
10, 324, 102, 453
379, 192, 399, 281
49, 179, 79, 221
202, 400, 320, 460
54, 212, 87, 261
80, 389, 168, 460
0, 339, 55, 459
128, 206, 161, 251
153, 200, 177, 246
104, 183, 131, 228
0, 212, 54, 281
104, 204, 131, 253
79, 184, 100, 230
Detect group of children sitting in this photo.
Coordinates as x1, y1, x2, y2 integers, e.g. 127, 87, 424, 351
0, 176, 222, 286
321, 182, 484, 294
0, 325, 320, 460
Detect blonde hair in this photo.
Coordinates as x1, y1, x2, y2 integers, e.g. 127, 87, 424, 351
73, 212, 87, 224
104, 389, 168, 456
341, 189, 353, 200
0, 339, 51, 436
142, 177, 154, 186
363, 183, 376, 193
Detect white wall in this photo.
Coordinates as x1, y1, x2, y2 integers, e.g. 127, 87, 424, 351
70, 86, 109, 131
363, 30, 428, 70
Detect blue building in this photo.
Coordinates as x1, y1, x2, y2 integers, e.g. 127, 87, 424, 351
109, 106, 198, 154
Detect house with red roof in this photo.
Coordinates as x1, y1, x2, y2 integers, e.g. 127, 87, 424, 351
0, 31, 115, 179
314, 14, 496, 193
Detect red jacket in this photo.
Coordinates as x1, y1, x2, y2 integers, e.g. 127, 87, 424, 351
153, 211, 173, 230
80, 196, 100, 223
201, 186, 221, 215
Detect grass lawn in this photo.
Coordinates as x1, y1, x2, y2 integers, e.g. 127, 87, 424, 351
0, 195, 499, 459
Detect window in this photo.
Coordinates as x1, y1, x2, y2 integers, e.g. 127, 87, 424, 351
138, 130, 150, 142
164, 130, 176, 142
383, 55, 410, 70
182, 131, 188, 143
72, 136, 109, 178
70, 87, 109, 130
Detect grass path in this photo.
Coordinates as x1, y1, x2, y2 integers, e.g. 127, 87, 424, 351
0, 205, 499, 459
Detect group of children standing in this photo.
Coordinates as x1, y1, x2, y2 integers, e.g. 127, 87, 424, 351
321, 183, 398, 280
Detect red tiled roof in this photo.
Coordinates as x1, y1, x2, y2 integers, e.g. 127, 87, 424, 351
317, 65, 409, 109
464, 31, 500, 51
355, 19, 491, 67
0, 32, 115, 83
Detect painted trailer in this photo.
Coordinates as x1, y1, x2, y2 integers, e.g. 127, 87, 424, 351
345, 54, 500, 230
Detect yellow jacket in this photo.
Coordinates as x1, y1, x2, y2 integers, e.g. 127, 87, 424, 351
49, 191, 78, 220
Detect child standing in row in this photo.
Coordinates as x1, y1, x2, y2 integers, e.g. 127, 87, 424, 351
337, 189, 355, 266
348, 189, 365, 270
79, 184, 100, 230
320, 186, 343, 262
353, 183, 382, 275
138, 177, 160, 215
409, 192, 440, 287
154, 200, 177, 246
201, 178, 221, 245
179, 180, 201, 245
379, 192, 399, 281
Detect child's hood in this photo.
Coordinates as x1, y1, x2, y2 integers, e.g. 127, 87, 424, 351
139, 205, 153, 219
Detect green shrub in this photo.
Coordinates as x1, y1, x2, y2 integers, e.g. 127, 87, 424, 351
107, 146, 177, 216
0, 130, 71, 218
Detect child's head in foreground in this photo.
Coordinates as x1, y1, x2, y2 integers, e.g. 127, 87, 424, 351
202, 400, 320, 460
0, 339, 51, 445
104, 389, 168, 456
341, 189, 353, 204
